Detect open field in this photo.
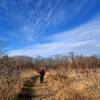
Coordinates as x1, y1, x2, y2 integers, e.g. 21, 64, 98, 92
12, 67, 100, 100
0, 55, 100, 100
47, 68, 100, 100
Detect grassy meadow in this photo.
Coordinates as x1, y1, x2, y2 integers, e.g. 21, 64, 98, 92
0, 54, 100, 100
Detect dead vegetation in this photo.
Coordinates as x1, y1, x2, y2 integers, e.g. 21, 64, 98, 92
0, 55, 33, 100
0, 50, 100, 100
45, 53, 100, 100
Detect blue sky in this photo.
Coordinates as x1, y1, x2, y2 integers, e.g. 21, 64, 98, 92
0, 0, 100, 57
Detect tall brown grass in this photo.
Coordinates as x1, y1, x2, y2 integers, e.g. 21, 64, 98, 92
0, 55, 33, 100
0, 52, 100, 100
44, 54, 100, 100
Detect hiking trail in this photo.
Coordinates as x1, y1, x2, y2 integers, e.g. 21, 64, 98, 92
15, 74, 55, 100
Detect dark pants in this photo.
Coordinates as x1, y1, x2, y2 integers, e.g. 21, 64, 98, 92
40, 75, 44, 83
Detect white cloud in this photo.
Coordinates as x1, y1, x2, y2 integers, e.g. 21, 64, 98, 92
9, 39, 99, 57
50, 14, 100, 42
1, 0, 98, 44
9, 14, 100, 57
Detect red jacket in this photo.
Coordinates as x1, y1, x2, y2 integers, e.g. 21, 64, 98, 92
39, 68, 45, 76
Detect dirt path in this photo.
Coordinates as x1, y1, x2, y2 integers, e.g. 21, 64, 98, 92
15, 75, 55, 100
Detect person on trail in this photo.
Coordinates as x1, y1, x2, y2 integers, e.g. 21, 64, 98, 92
39, 64, 45, 83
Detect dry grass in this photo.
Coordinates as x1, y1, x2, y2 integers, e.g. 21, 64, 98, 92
0, 58, 21, 100
47, 68, 100, 100
0, 56, 33, 100
0, 54, 100, 100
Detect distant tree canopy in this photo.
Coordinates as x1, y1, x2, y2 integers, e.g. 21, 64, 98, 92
10, 56, 33, 70
0, 41, 33, 70
32, 53, 100, 69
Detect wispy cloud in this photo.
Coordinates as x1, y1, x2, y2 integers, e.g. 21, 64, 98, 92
0, 0, 100, 56
9, 14, 100, 57
1, 0, 98, 42
9, 40, 98, 57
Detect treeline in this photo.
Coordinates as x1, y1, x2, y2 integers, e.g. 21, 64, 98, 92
33, 53, 100, 70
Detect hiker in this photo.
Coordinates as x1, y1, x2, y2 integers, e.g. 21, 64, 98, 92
39, 64, 45, 83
